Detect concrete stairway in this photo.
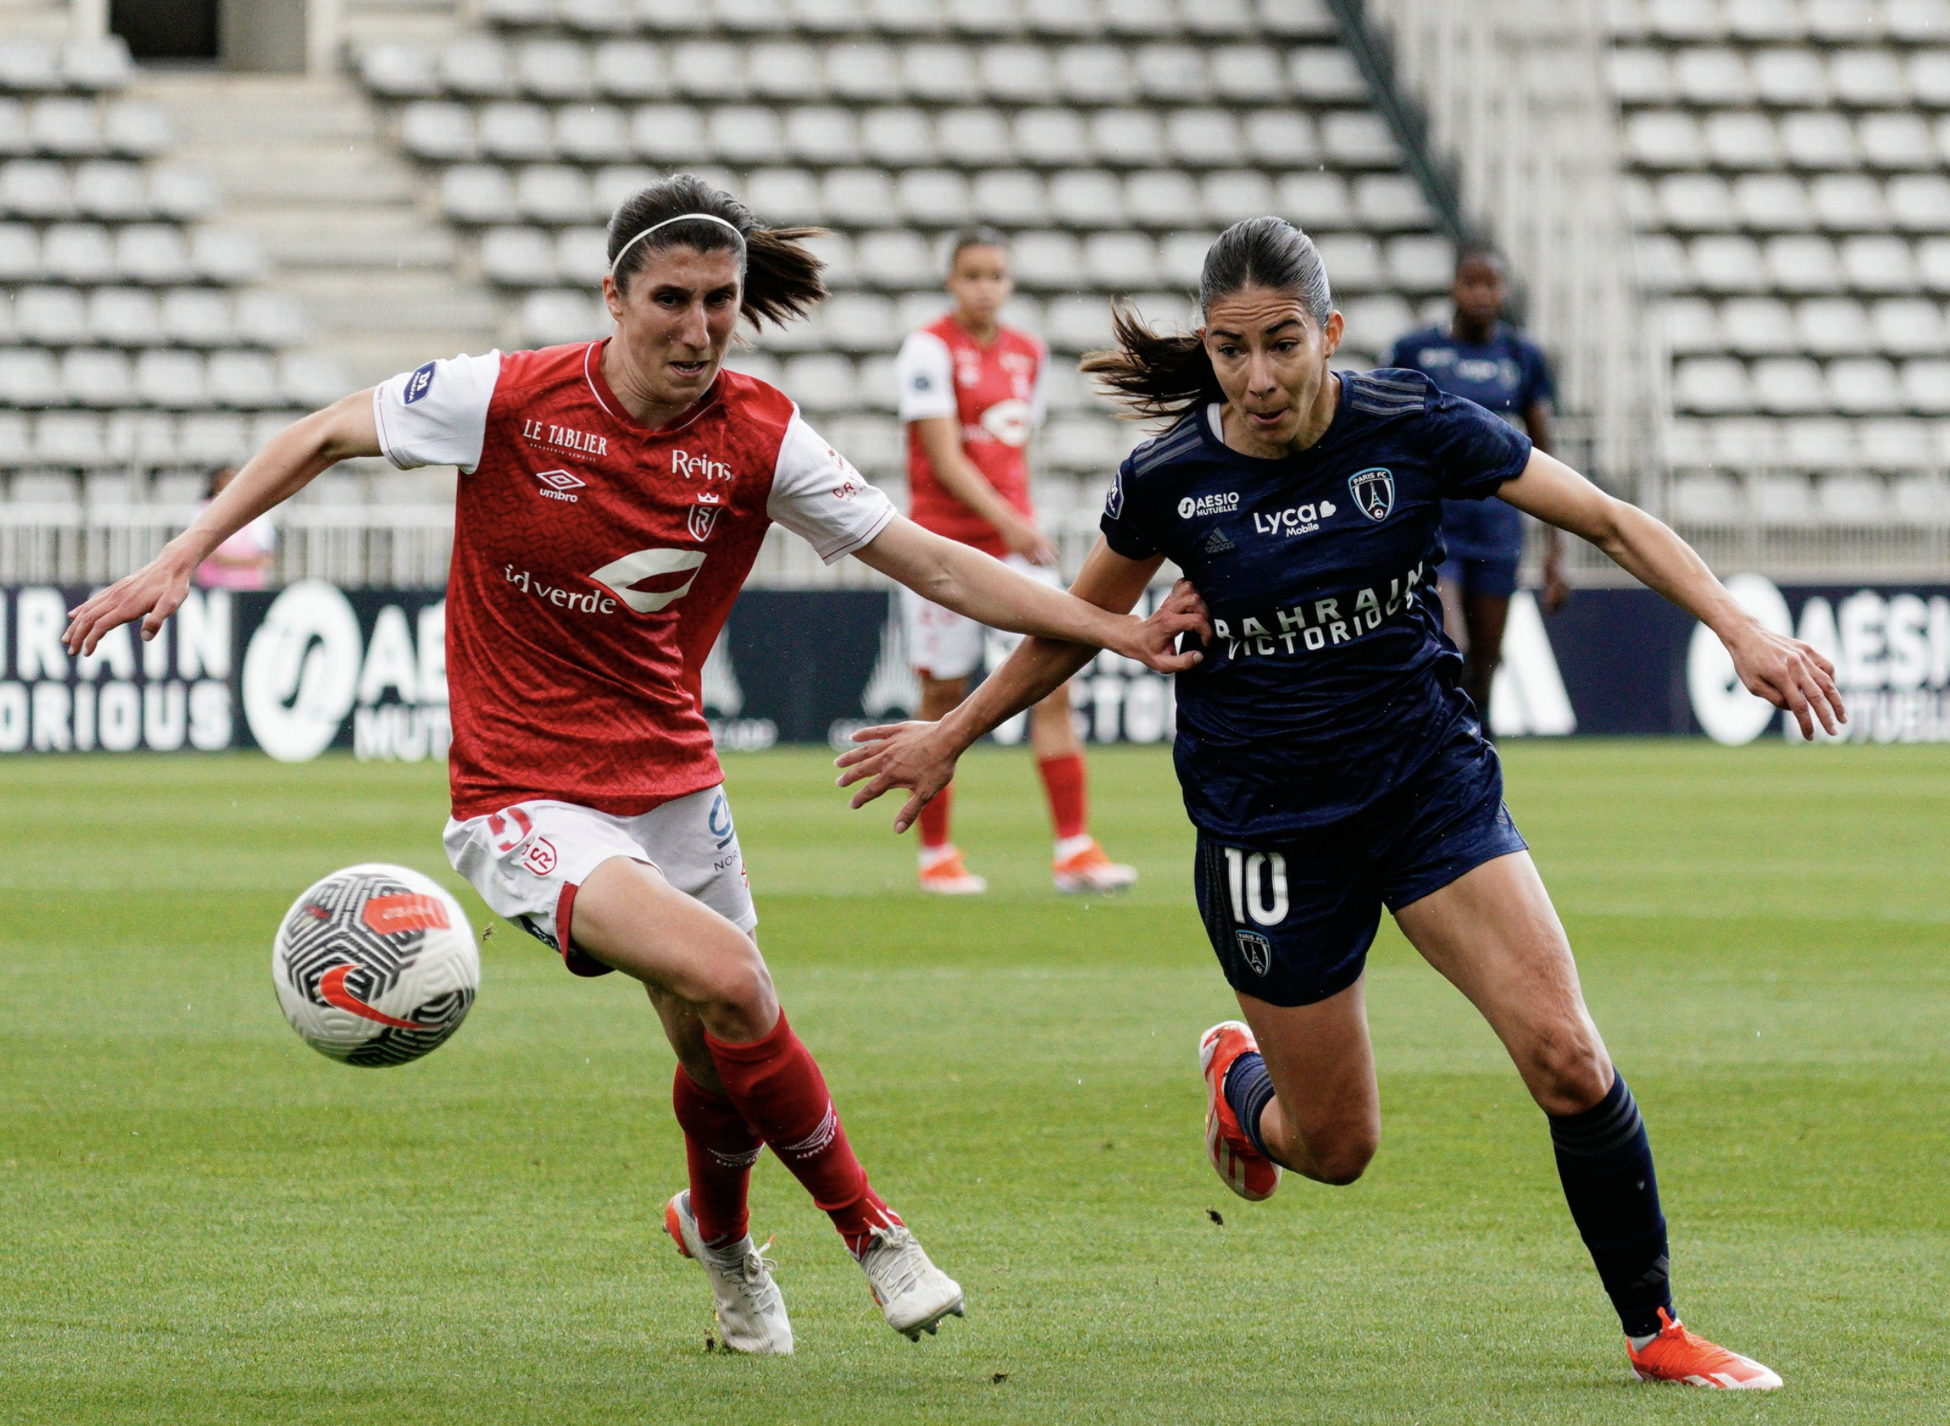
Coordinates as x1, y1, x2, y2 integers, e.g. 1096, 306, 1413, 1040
127, 63, 504, 391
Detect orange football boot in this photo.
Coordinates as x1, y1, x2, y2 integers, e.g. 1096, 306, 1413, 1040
1052, 838, 1138, 893
1628, 1309, 1783, 1389
918, 846, 987, 895
1198, 1020, 1282, 1201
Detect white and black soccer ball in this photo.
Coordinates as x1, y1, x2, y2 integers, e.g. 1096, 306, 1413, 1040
272, 863, 478, 1068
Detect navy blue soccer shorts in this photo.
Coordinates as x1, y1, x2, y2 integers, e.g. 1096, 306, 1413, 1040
1191, 743, 1529, 1008
1438, 554, 1520, 600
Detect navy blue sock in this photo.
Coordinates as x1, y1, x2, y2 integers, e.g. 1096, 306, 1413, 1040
1549, 1073, 1674, 1338
1222, 1051, 1276, 1158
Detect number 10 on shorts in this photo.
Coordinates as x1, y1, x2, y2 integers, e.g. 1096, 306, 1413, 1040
1223, 848, 1289, 927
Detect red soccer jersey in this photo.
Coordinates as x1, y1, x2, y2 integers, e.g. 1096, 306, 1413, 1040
895, 315, 1046, 558
373, 341, 894, 820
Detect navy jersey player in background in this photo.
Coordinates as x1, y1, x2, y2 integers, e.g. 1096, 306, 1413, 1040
1388, 245, 1566, 726
839, 217, 1846, 1390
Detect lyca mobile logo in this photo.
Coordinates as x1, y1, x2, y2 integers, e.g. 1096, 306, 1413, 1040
1178, 491, 1240, 519
1254, 499, 1336, 537
674, 449, 735, 482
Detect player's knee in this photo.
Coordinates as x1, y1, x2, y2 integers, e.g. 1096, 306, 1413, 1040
691, 938, 776, 1031
1310, 1130, 1377, 1186
1526, 1030, 1611, 1116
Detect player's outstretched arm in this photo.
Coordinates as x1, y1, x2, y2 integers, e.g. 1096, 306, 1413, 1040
910, 415, 1057, 566
1499, 448, 1846, 739
853, 515, 1206, 674
839, 536, 1203, 832
63, 391, 381, 657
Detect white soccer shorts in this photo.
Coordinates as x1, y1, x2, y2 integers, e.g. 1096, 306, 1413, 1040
443, 785, 756, 977
903, 552, 1063, 681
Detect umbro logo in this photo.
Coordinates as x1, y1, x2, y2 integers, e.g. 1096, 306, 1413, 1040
534, 468, 584, 503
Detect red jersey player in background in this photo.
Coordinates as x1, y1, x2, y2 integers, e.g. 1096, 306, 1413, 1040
64, 177, 1204, 1357
895, 229, 1138, 897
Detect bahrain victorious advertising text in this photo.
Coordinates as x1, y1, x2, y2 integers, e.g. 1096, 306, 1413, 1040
3, 575, 1947, 757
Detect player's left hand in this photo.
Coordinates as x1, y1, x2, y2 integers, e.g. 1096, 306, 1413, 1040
1540, 552, 1570, 614
836, 720, 960, 834
1116, 578, 1211, 674
1725, 622, 1846, 740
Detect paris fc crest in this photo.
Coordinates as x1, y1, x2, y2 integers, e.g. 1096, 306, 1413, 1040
1234, 930, 1273, 977
1348, 467, 1395, 522
688, 494, 723, 542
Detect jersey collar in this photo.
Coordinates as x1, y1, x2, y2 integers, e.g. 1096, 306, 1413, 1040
583, 339, 723, 438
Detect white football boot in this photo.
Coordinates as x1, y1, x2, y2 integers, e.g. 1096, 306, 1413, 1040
664, 1191, 794, 1355
858, 1223, 965, 1340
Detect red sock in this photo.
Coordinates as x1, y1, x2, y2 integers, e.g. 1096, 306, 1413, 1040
671, 1065, 761, 1247
1037, 753, 1088, 841
918, 780, 953, 851
705, 1011, 899, 1257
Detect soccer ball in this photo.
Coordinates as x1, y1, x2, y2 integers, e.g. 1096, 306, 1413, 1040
272, 863, 478, 1067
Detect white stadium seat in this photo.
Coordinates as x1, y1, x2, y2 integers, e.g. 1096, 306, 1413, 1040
1660, 297, 1722, 354
235, 291, 308, 347
1, 161, 74, 219
401, 103, 477, 161
1780, 111, 1857, 169
88, 286, 162, 345
1055, 45, 1132, 103
1321, 111, 1400, 166
0, 348, 59, 405
805, 230, 858, 287
781, 353, 856, 410
823, 42, 898, 101
1829, 357, 1905, 414
1892, 473, 1950, 521
1659, 173, 1734, 230
556, 226, 609, 284
517, 39, 595, 100
748, 166, 823, 223
521, 288, 606, 345
561, 0, 635, 35
1387, 235, 1452, 290
903, 44, 980, 103
0, 101, 27, 157
896, 168, 969, 224
178, 412, 248, 464
1244, 110, 1317, 167
363, 43, 439, 99
1672, 472, 1743, 522
1795, 296, 1874, 355
1289, 46, 1367, 102
1887, 174, 1950, 231
1044, 294, 1115, 350
1765, 235, 1841, 292
44, 223, 116, 283
978, 44, 1055, 103
1720, 297, 1796, 354
1015, 108, 1090, 166
1750, 473, 1814, 524
63, 38, 130, 92
855, 230, 935, 288
1049, 168, 1126, 227
30, 97, 103, 157
1083, 230, 1156, 288
1609, 48, 1672, 104
861, 108, 935, 167
1089, 109, 1163, 166
1691, 235, 1768, 293
592, 40, 667, 99
1816, 473, 1888, 523
135, 349, 207, 408
748, 43, 823, 101
16, 286, 87, 344
1201, 170, 1272, 225
39, 412, 108, 465
709, 107, 786, 165
1860, 417, 1935, 470
441, 40, 515, 97
1127, 169, 1199, 226
1314, 232, 1382, 291
1674, 356, 1753, 412
1135, 43, 1211, 102
280, 351, 351, 407
823, 167, 897, 224
823, 292, 896, 351
442, 165, 518, 223
479, 102, 556, 160
557, 105, 631, 162
1673, 48, 1753, 105
1210, 45, 1283, 102
972, 168, 1046, 224
784, 107, 860, 164
1752, 47, 1828, 106
1354, 173, 1429, 229
207, 350, 282, 408
103, 101, 172, 158
1840, 235, 1916, 293
1809, 173, 1887, 231
1870, 297, 1947, 355
1158, 229, 1215, 286
161, 287, 234, 345
1732, 173, 1813, 230
1830, 48, 1907, 107
592, 164, 658, 214
1628, 111, 1704, 169
630, 105, 705, 164
1860, 112, 1935, 170
1011, 230, 1083, 288
1167, 110, 1241, 164
481, 225, 558, 285
1753, 356, 1828, 413
1902, 357, 1950, 411
190, 229, 264, 283
1704, 111, 1782, 168
1277, 170, 1353, 229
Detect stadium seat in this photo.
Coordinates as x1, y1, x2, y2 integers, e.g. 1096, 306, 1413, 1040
1672, 471, 1744, 522
44, 223, 116, 283
1829, 356, 1905, 413
1892, 472, 1950, 521
861, 107, 935, 167
1089, 108, 1163, 166
1012, 230, 1083, 288
479, 0, 556, 25
102, 101, 172, 158
1644, 0, 1727, 41
481, 225, 558, 285
0, 101, 26, 158
592, 164, 658, 214
1816, 472, 1888, 522
1725, 0, 1803, 41
1315, 233, 1382, 291
521, 288, 605, 345
88, 286, 161, 345
630, 105, 706, 164
781, 352, 856, 410
1339, 293, 1413, 354
904, 43, 980, 103
1910, 47, 1950, 105
1083, 230, 1156, 288
1136, 43, 1211, 102
1692, 235, 1768, 293
1355, 174, 1430, 230
1765, 235, 1841, 292
162, 287, 235, 345
1243, 110, 1317, 166
280, 352, 351, 407
1887, 174, 1950, 231
823, 291, 896, 351
748, 166, 822, 223
1901, 357, 1950, 411
1660, 297, 1722, 353
805, 230, 858, 287
748, 43, 823, 101
1704, 111, 1781, 168
1861, 416, 1935, 469
556, 226, 608, 283
30, 97, 103, 157
1290, 46, 1367, 101
1732, 173, 1812, 229
1674, 355, 1753, 411
0, 42, 59, 94
0, 348, 59, 405
441, 40, 515, 97
1860, 113, 1934, 170
1674, 47, 1753, 104
977, 43, 1054, 103
1127, 169, 1199, 228
1049, 168, 1126, 227
824, 167, 897, 224
853, 229, 935, 288
1209, 45, 1283, 102
517, 39, 595, 100
1056, 45, 1133, 103
1751, 47, 1828, 105
236, 291, 308, 347
561, 0, 638, 32
1168, 109, 1241, 164
1781, 111, 1857, 169
1659, 173, 1734, 230
479, 102, 555, 160
363, 43, 440, 99
1831, 48, 1908, 106
16, 285, 86, 345
784, 107, 861, 164
1, 161, 74, 219
592, 40, 668, 99
1753, 356, 1829, 413
207, 350, 281, 408
1016, 108, 1090, 166
823, 42, 898, 101
40, 412, 110, 465
135, 349, 206, 408
1750, 472, 1814, 523
1609, 48, 1672, 104
1277, 170, 1352, 229
971, 168, 1045, 224
1795, 296, 1873, 355
1870, 297, 1946, 355
71, 161, 147, 221
1809, 173, 1887, 231
401, 103, 477, 160
709, 107, 786, 165
1321, 111, 1400, 165
190, 229, 264, 283
557, 105, 631, 162
1840, 235, 1916, 293
1202, 170, 1272, 225
178, 411, 248, 464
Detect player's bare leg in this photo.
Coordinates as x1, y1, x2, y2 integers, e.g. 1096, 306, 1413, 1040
1394, 852, 1780, 1387
575, 856, 964, 1343
1224, 978, 1382, 1186
915, 674, 986, 894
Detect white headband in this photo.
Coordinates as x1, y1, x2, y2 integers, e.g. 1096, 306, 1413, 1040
609, 212, 748, 275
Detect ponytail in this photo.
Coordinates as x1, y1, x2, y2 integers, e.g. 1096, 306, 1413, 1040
1084, 215, 1336, 422
606, 172, 826, 330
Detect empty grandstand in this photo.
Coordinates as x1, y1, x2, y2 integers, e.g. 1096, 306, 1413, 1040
2, 0, 1947, 587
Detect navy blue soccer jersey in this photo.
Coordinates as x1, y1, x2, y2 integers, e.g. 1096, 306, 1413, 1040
1100, 370, 1532, 840
1387, 324, 1553, 563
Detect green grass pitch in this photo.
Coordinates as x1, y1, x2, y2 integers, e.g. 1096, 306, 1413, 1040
2, 741, 1946, 1424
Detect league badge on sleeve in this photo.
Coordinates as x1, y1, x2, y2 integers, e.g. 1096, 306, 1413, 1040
404, 361, 437, 404
1348, 467, 1395, 522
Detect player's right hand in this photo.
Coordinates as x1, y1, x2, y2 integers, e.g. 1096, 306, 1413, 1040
1003, 519, 1059, 568
836, 721, 960, 835
62, 551, 193, 658
1119, 578, 1211, 674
